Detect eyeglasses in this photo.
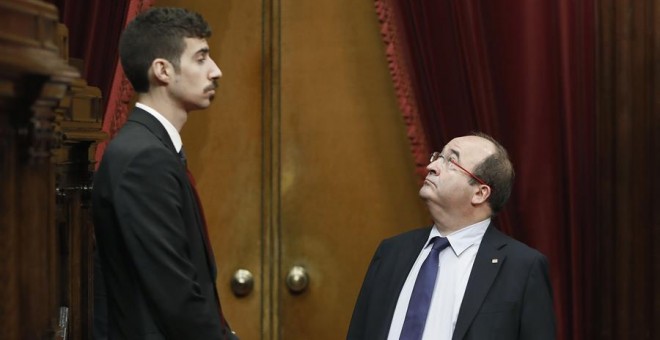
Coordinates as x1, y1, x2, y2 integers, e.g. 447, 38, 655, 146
429, 152, 489, 187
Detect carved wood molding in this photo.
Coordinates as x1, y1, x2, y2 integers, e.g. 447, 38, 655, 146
1, 2, 106, 339
0, 0, 79, 163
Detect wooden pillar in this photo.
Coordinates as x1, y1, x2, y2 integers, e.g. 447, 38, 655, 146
0, 1, 105, 339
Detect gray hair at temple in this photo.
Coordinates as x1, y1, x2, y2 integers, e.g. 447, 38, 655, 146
470, 132, 515, 215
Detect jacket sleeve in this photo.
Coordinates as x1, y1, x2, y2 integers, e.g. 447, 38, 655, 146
519, 254, 556, 340
114, 147, 224, 339
347, 242, 384, 340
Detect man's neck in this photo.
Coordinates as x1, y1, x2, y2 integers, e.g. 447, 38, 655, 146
138, 92, 187, 132
431, 209, 491, 234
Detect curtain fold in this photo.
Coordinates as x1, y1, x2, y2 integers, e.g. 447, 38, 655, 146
374, 0, 431, 181
374, 1, 596, 339
93, 0, 156, 165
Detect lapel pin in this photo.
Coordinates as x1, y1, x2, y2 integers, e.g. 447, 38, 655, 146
491, 258, 498, 264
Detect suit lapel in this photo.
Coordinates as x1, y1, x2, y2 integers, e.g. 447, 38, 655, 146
377, 227, 431, 339
387, 227, 431, 301
452, 224, 508, 340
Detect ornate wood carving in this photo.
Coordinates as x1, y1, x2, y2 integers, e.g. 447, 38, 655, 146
0, 1, 105, 339
53, 60, 104, 340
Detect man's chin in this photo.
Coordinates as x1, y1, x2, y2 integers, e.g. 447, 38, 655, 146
419, 186, 431, 200
189, 100, 212, 111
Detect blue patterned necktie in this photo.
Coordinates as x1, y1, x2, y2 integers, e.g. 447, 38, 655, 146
400, 236, 451, 340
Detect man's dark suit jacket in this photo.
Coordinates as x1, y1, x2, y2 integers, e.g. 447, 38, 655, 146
93, 108, 235, 339
347, 224, 556, 340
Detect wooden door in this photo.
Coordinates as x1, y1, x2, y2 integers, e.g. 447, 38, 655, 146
158, 0, 429, 338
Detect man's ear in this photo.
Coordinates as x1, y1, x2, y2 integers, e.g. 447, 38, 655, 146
151, 58, 172, 84
471, 184, 491, 206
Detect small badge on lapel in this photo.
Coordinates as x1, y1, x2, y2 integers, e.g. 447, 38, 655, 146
491, 258, 499, 264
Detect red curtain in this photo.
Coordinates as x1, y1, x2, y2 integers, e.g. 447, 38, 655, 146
94, 0, 156, 165
375, 1, 595, 339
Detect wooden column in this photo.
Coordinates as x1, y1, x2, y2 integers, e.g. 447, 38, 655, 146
0, 1, 105, 339
53, 62, 105, 339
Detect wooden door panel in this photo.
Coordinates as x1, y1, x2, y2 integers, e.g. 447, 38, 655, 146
278, 0, 428, 338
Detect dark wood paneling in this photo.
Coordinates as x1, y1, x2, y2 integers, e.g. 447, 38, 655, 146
596, 0, 659, 338
0, 1, 104, 339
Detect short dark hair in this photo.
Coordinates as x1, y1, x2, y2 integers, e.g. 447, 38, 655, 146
119, 7, 212, 93
470, 132, 515, 214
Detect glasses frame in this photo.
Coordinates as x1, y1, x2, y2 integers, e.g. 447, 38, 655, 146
430, 152, 489, 187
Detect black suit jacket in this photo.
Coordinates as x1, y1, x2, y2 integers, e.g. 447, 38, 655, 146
347, 224, 555, 340
93, 108, 235, 339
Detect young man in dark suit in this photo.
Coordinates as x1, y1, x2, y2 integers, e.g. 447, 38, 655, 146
92, 7, 237, 339
347, 133, 555, 340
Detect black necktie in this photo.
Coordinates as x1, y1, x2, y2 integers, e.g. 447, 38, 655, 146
177, 146, 230, 331
178, 148, 187, 167
400, 236, 451, 340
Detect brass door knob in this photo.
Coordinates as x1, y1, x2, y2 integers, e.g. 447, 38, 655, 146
231, 269, 254, 297
286, 266, 309, 294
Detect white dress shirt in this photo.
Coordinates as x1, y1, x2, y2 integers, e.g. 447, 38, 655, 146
136, 102, 182, 152
387, 218, 490, 340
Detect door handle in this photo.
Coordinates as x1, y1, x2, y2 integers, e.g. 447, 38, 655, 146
230, 269, 254, 297
286, 265, 309, 294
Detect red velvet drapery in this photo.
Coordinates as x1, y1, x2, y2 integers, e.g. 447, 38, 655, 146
94, 0, 156, 164
375, 1, 595, 339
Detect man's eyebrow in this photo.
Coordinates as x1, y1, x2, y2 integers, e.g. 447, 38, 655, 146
195, 47, 210, 56
449, 148, 460, 159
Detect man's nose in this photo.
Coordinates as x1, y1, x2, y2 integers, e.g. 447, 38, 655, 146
209, 58, 222, 79
426, 159, 440, 175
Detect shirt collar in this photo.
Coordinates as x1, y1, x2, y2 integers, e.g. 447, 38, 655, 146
428, 218, 491, 256
136, 102, 183, 152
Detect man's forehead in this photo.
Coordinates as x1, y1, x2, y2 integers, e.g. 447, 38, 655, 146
444, 136, 495, 156
182, 37, 210, 54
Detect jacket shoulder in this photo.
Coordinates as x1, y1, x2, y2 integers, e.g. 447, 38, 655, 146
487, 227, 549, 264
378, 226, 431, 250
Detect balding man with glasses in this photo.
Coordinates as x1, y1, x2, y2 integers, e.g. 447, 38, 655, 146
347, 132, 556, 340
